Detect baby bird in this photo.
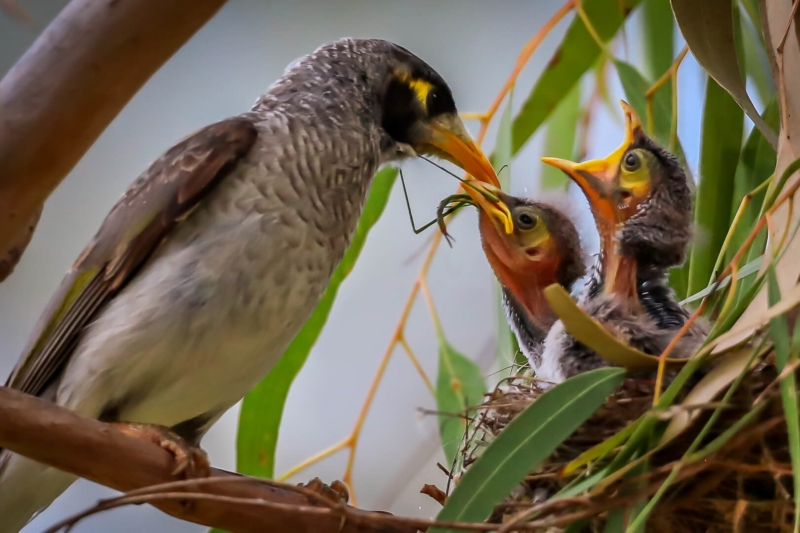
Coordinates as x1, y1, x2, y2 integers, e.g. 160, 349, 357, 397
537, 101, 708, 382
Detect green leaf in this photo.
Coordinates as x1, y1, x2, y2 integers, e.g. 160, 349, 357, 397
687, 78, 744, 295
436, 336, 487, 466
642, 0, 674, 81
429, 367, 626, 533
492, 94, 520, 369
544, 284, 688, 370
493, 94, 513, 185
739, 0, 774, 103
511, 0, 643, 155
659, 347, 756, 445
540, 83, 581, 191
679, 254, 763, 305
235, 168, 397, 479
767, 266, 800, 532
735, 99, 779, 293
564, 418, 640, 474
671, 0, 777, 147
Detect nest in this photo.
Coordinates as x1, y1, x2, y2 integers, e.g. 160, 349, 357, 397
446, 354, 796, 532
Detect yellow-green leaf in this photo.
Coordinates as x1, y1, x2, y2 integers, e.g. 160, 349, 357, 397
659, 347, 756, 446
436, 337, 487, 465
544, 284, 687, 370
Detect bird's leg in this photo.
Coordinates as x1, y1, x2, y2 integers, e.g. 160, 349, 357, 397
111, 422, 210, 478
299, 477, 350, 506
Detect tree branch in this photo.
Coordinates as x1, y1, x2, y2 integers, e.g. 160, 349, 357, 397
0, 0, 228, 281
0, 386, 416, 533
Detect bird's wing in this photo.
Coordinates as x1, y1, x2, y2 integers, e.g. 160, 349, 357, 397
4, 117, 259, 398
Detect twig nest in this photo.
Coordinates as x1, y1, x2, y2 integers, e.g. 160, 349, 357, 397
434, 357, 794, 532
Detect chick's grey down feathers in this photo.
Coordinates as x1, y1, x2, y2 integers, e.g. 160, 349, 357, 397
541, 131, 707, 383
0, 38, 465, 533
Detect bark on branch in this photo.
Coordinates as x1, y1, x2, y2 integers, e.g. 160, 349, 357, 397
0, 386, 416, 533
0, 0, 228, 281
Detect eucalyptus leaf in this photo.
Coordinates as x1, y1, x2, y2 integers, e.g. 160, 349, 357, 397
688, 78, 743, 295
767, 266, 800, 532
511, 0, 642, 155
544, 284, 687, 370
671, 0, 777, 146
540, 83, 580, 191
430, 367, 625, 533
235, 168, 397, 479
436, 336, 487, 465
642, 0, 674, 81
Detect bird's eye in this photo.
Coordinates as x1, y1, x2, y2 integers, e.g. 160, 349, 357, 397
516, 211, 538, 230
623, 151, 641, 172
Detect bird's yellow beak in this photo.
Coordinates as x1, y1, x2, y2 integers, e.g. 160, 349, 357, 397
541, 101, 644, 301
540, 100, 643, 233
425, 113, 512, 234
461, 181, 514, 235
426, 114, 501, 188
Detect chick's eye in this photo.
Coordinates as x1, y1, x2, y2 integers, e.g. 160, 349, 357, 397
623, 151, 641, 171
517, 212, 538, 230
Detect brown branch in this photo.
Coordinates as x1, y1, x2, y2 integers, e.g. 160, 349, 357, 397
0, 0, 228, 280
0, 386, 416, 533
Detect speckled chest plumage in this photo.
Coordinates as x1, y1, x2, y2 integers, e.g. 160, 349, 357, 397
56, 67, 383, 433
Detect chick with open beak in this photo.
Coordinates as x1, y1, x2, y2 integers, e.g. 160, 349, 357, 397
444, 182, 586, 372
536, 101, 707, 382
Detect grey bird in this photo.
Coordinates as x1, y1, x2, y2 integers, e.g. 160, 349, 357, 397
0, 38, 498, 531
539, 101, 708, 382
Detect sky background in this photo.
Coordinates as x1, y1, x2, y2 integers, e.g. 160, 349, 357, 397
0, 1, 720, 531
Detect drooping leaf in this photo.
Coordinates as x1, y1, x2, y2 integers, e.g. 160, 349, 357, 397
436, 336, 487, 466
767, 266, 800, 532
540, 83, 581, 191
511, 0, 643, 155
671, 0, 777, 146
235, 168, 397, 479
429, 367, 625, 533
687, 78, 744, 295
544, 284, 688, 370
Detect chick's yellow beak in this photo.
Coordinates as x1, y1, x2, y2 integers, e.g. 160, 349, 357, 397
462, 181, 514, 235
426, 114, 501, 188
540, 100, 643, 230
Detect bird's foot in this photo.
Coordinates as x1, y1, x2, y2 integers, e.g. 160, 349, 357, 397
112, 422, 210, 478
299, 477, 350, 506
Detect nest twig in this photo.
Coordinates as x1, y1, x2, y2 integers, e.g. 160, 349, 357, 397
431, 357, 795, 532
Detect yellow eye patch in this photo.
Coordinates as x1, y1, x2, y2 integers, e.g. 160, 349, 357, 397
395, 70, 434, 110
520, 217, 551, 249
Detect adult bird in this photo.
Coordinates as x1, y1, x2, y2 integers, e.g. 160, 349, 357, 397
445, 183, 586, 373
0, 38, 498, 532
538, 101, 707, 382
